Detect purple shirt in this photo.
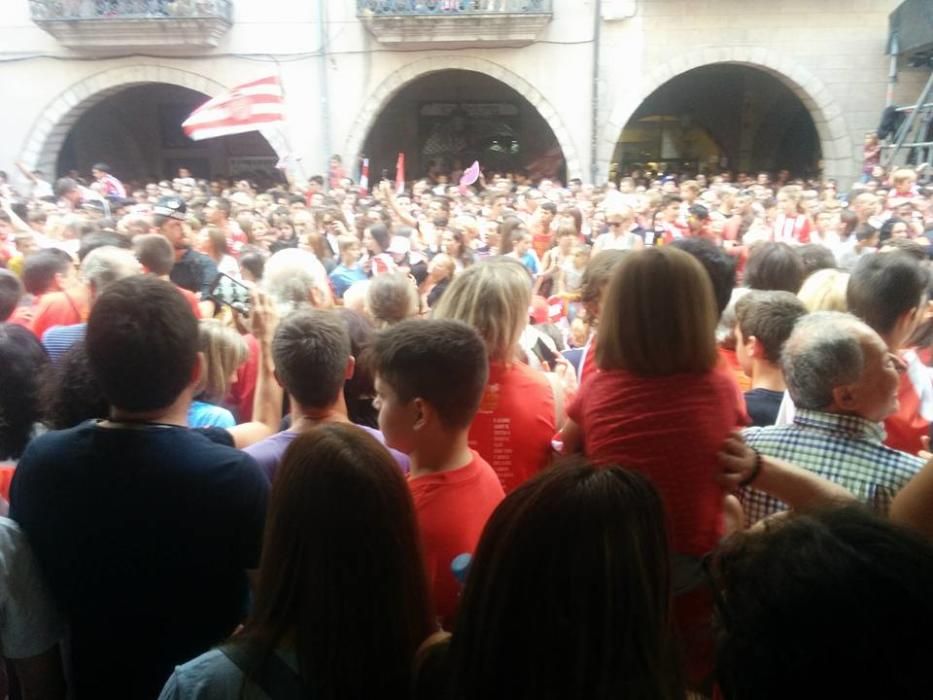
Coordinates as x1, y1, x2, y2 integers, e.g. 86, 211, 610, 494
244, 425, 410, 481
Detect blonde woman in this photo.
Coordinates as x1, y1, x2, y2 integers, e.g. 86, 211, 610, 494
188, 319, 248, 429
773, 185, 813, 244
432, 258, 558, 494
797, 268, 849, 312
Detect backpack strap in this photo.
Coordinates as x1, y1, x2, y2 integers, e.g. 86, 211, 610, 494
219, 643, 304, 698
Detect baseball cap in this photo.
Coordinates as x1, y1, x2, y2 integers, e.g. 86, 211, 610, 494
153, 196, 187, 221
387, 235, 411, 256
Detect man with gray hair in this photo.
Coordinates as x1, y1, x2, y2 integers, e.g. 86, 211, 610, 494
740, 311, 925, 525
262, 248, 333, 316
41, 245, 140, 362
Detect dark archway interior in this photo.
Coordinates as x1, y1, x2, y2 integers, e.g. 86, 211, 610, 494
614, 64, 822, 177
58, 84, 279, 182
362, 69, 566, 183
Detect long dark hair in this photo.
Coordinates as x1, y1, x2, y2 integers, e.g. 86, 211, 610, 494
40, 341, 109, 429
238, 423, 432, 698
336, 308, 378, 428
0, 324, 49, 460
446, 461, 682, 700
498, 216, 525, 256
712, 507, 933, 699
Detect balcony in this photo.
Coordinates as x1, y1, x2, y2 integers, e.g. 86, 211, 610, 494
29, 0, 233, 50
357, 0, 553, 50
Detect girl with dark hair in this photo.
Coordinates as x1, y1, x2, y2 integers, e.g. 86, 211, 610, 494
744, 241, 806, 294
712, 507, 933, 700
420, 461, 682, 700
336, 307, 379, 428
40, 341, 109, 430
0, 324, 49, 462
0, 324, 49, 506
442, 228, 474, 271
160, 423, 433, 699
497, 216, 526, 256
363, 223, 396, 276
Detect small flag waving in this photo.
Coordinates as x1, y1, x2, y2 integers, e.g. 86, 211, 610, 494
395, 153, 406, 195
359, 158, 370, 195
459, 160, 481, 195
460, 160, 481, 187
182, 76, 285, 141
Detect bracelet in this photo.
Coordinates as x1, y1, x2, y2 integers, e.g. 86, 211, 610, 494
739, 447, 763, 487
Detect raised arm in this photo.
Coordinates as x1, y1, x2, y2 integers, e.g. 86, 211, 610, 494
718, 432, 855, 513
226, 289, 283, 448
380, 181, 418, 228
891, 455, 933, 540
15, 161, 38, 184
0, 197, 34, 234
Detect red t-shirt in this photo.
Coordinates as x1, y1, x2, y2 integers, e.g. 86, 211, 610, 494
532, 231, 553, 260
408, 451, 504, 627
580, 337, 598, 385
884, 355, 929, 455
718, 347, 752, 393
175, 286, 203, 319
228, 334, 259, 423
567, 368, 744, 557
468, 361, 555, 494
30, 290, 87, 341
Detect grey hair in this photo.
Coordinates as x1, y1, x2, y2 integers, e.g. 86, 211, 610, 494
262, 248, 333, 315
782, 311, 870, 410
366, 272, 419, 329
81, 246, 140, 292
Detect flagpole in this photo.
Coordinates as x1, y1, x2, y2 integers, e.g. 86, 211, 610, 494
271, 57, 308, 184
317, 0, 333, 177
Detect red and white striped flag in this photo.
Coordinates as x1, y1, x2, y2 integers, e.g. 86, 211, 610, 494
395, 152, 405, 195
359, 158, 370, 195
182, 76, 285, 141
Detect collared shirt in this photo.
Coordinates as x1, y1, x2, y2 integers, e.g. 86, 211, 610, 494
42, 322, 87, 363
740, 408, 924, 525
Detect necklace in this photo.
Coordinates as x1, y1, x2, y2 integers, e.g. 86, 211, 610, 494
97, 419, 182, 431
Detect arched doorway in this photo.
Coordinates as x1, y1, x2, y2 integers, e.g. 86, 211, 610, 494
360, 69, 568, 184
613, 64, 822, 178
20, 65, 288, 185
56, 83, 280, 183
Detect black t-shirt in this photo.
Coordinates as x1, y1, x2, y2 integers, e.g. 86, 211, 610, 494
744, 388, 784, 427
10, 421, 268, 699
170, 248, 219, 297
427, 277, 450, 309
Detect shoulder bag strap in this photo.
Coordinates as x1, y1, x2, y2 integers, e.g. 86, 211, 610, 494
219, 644, 304, 698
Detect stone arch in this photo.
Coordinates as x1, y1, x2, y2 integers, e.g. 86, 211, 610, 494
600, 47, 853, 183
344, 56, 583, 180
20, 64, 288, 176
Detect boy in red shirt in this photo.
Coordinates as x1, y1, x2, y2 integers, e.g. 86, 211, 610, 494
369, 319, 504, 628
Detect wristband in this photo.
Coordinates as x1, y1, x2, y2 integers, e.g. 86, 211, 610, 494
739, 447, 763, 487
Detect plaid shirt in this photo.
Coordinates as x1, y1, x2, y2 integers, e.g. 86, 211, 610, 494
740, 408, 925, 525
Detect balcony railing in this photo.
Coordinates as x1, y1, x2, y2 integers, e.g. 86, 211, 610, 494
357, 0, 553, 49
357, 0, 551, 15
29, 0, 234, 49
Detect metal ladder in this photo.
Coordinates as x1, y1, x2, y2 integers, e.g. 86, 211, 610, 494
883, 70, 933, 170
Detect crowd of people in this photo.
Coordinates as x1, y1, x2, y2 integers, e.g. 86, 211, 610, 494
1, 152, 933, 699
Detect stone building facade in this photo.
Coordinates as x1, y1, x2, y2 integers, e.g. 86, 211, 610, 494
0, 0, 928, 188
